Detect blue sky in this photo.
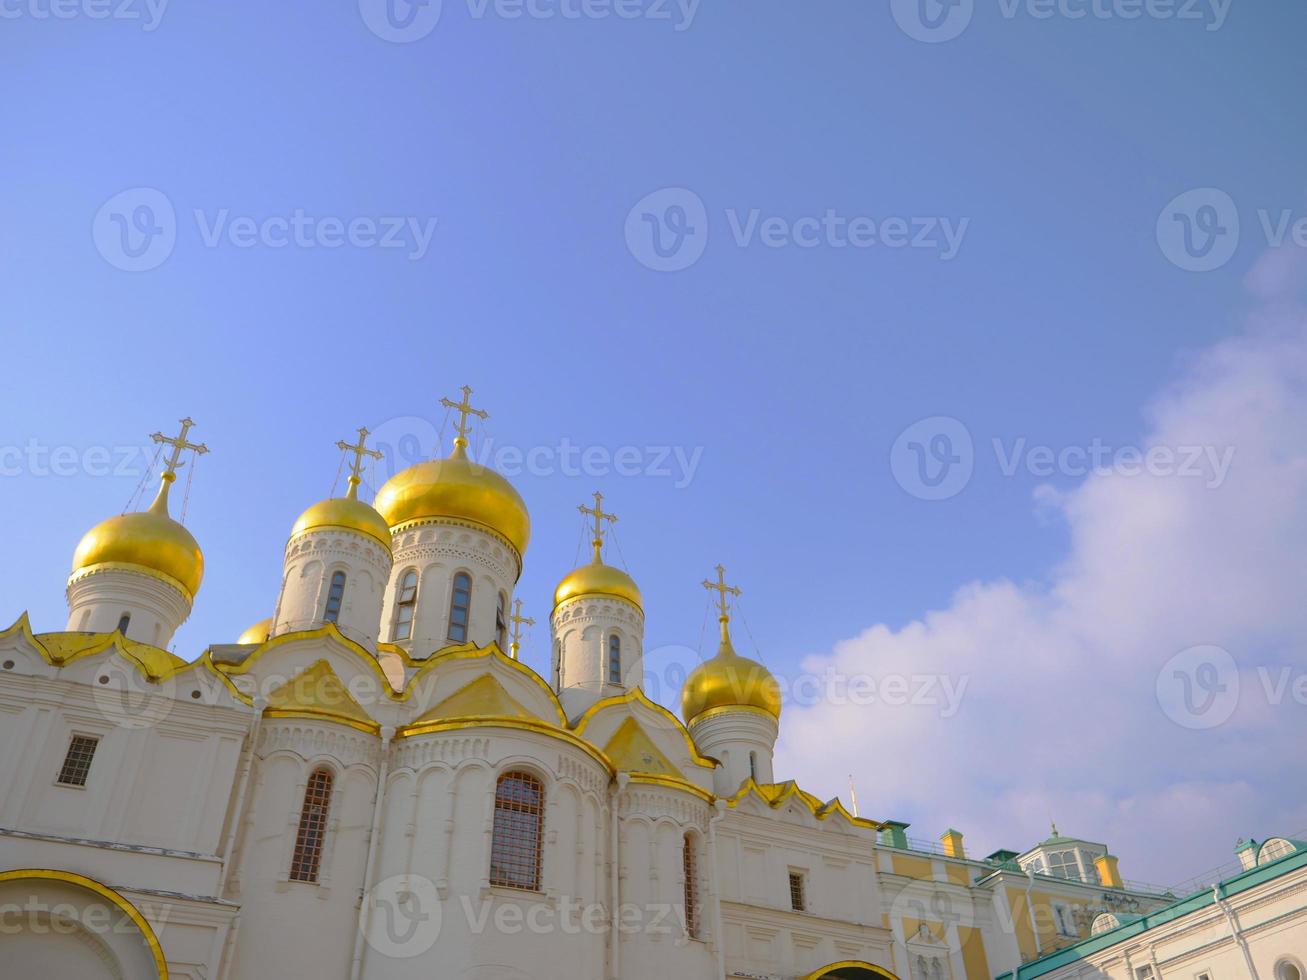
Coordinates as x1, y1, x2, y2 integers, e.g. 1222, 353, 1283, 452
3, 0, 1306, 882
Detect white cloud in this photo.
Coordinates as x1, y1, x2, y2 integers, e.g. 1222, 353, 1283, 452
776, 262, 1307, 886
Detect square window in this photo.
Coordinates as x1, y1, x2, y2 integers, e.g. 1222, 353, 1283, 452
57, 735, 99, 787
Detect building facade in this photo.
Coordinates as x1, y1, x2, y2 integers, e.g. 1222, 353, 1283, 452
0, 401, 1245, 980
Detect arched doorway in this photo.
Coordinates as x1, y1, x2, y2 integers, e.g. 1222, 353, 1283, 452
0, 869, 167, 980
806, 961, 902, 980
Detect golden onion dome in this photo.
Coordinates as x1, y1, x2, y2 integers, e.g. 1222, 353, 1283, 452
374, 442, 530, 558
290, 476, 392, 552
70, 473, 204, 601
237, 617, 273, 645
554, 557, 642, 609
682, 621, 782, 725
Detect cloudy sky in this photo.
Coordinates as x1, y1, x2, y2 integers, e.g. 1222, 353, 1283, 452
3, 0, 1304, 886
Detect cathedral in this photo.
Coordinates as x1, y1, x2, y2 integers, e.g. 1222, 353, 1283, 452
0, 391, 1257, 980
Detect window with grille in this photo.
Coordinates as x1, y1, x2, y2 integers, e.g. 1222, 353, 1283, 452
489, 771, 544, 891
393, 570, 418, 641
289, 767, 333, 882
1053, 902, 1076, 937
1048, 849, 1081, 880
788, 870, 806, 912
607, 634, 621, 685
448, 572, 472, 643
323, 571, 347, 623
56, 735, 99, 787
683, 834, 700, 938
496, 592, 508, 649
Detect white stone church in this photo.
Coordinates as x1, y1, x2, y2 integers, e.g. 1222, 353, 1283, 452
1, 394, 1302, 980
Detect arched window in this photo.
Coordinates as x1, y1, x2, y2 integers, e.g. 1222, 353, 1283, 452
489, 771, 544, 891
323, 571, 347, 624
683, 834, 700, 938
289, 767, 333, 882
115, 612, 131, 634
496, 592, 508, 650
607, 634, 622, 685
448, 572, 472, 643
392, 570, 418, 641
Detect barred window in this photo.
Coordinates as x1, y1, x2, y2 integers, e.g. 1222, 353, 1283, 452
393, 570, 418, 641
683, 834, 700, 938
57, 735, 100, 787
289, 767, 333, 882
489, 771, 544, 891
607, 634, 621, 685
323, 571, 347, 624
448, 572, 472, 643
788, 870, 806, 912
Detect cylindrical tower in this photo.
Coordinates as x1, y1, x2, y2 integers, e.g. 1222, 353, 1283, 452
681, 566, 782, 796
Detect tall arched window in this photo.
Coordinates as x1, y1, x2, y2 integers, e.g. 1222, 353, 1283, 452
495, 591, 508, 649
323, 571, 347, 623
749, 751, 758, 783
392, 570, 418, 641
289, 767, 333, 883
683, 834, 700, 939
489, 771, 544, 891
115, 612, 131, 634
607, 634, 622, 685
448, 571, 472, 643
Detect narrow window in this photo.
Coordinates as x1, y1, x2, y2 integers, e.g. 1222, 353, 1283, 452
496, 592, 508, 649
289, 768, 333, 882
56, 735, 99, 787
683, 834, 700, 938
607, 634, 622, 685
392, 570, 418, 641
749, 751, 758, 782
489, 771, 544, 891
448, 571, 472, 643
788, 870, 806, 912
115, 613, 131, 634
323, 571, 347, 624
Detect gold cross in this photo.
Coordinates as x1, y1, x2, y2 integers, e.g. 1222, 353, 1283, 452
509, 598, 535, 660
150, 417, 209, 479
702, 563, 742, 620
439, 385, 488, 450
578, 490, 617, 561
335, 426, 383, 499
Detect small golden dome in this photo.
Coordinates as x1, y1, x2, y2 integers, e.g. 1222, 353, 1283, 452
554, 558, 642, 609
237, 617, 273, 645
290, 478, 392, 552
374, 444, 530, 558
71, 474, 204, 601
681, 624, 782, 725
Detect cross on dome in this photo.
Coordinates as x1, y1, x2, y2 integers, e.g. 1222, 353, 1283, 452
578, 490, 618, 561
702, 563, 741, 622
151, 417, 209, 481
335, 426, 383, 500
440, 385, 488, 452
509, 598, 535, 660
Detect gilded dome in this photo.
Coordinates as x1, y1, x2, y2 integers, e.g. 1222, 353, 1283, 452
681, 626, 782, 725
237, 617, 273, 645
70, 474, 204, 601
554, 558, 642, 609
290, 482, 392, 552
374, 445, 530, 558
